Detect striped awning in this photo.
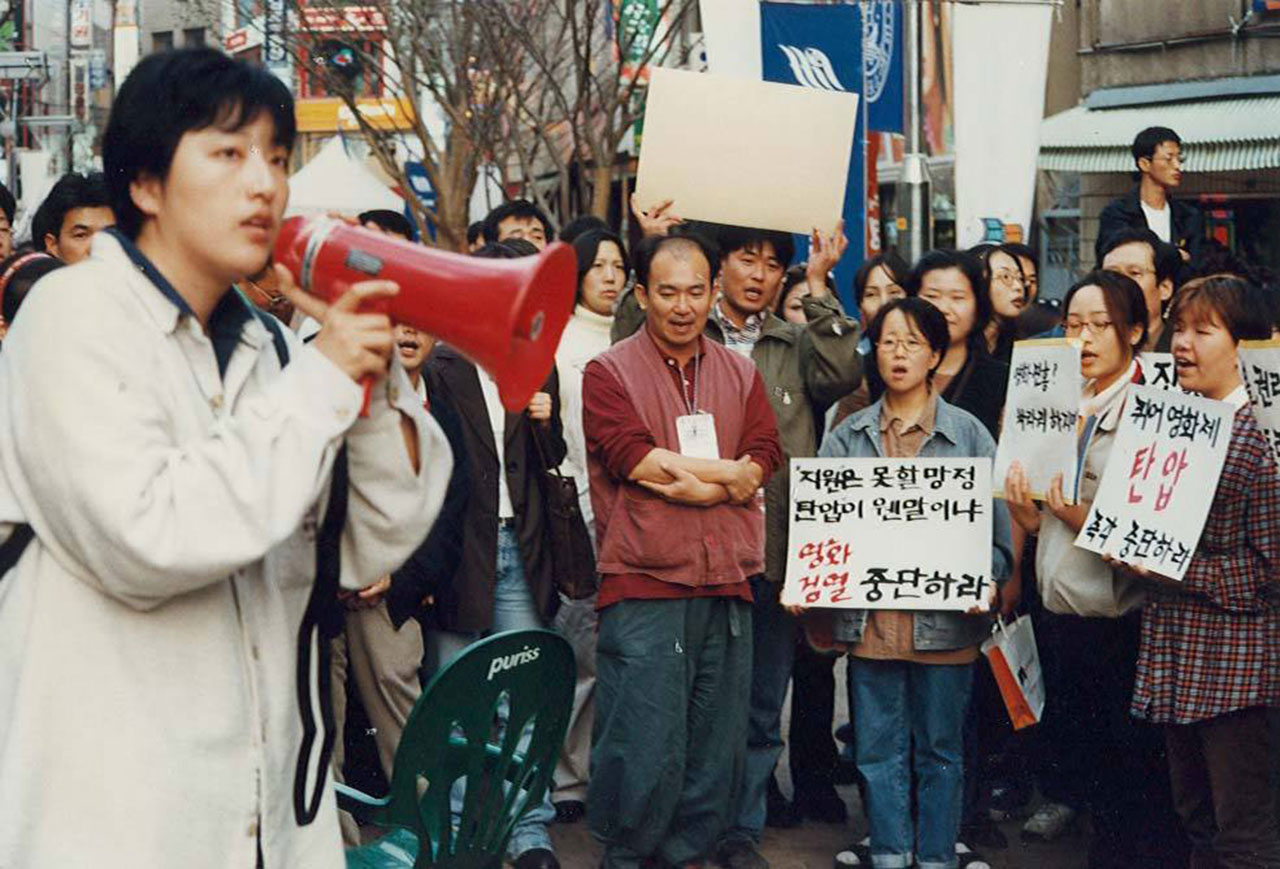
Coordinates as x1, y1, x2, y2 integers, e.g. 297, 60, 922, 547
1038, 96, 1280, 174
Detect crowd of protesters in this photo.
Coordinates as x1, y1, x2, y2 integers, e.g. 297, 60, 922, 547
0, 47, 1276, 869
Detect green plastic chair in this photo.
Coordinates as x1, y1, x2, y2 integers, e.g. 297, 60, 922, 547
338, 628, 576, 869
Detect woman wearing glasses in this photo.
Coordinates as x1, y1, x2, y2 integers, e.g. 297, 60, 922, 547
820, 296, 1012, 869
1005, 271, 1187, 866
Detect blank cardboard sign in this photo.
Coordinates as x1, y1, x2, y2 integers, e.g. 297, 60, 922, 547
634, 67, 858, 235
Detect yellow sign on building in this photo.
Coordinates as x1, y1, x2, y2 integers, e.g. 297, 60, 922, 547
295, 97, 415, 133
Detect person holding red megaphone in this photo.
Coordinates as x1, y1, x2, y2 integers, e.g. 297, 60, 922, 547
0, 48, 454, 869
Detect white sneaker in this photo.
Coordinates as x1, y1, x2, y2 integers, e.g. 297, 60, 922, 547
955, 841, 992, 869
1020, 801, 1078, 842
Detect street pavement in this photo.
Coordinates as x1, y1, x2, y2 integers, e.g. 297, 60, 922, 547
548, 657, 1087, 869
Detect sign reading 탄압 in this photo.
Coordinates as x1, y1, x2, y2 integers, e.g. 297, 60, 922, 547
1074, 384, 1234, 581
783, 457, 994, 611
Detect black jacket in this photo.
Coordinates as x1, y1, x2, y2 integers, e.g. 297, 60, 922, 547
387, 387, 471, 629
1095, 188, 1204, 265
416, 345, 566, 633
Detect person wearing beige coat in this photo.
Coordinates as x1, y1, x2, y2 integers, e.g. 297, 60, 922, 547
0, 49, 452, 869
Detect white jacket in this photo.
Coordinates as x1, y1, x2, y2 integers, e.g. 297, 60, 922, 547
553, 305, 613, 540
0, 232, 452, 868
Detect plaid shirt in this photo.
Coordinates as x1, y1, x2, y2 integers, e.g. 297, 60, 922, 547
1131, 405, 1280, 724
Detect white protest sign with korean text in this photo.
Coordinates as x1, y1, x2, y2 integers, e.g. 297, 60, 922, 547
1139, 352, 1186, 392
994, 339, 1082, 502
1073, 384, 1233, 580
783, 457, 994, 611
1239, 339, 1280, 469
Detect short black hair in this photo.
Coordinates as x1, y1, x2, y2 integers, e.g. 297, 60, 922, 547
0, 251, 64, 324
715, 224, 795, 269
866, 296, 949, 380
358, 209, 414, 240
1169, 274, 1273, 343
103, 48, 296, 239
0, 181, 14, 225
466, 220, 484, 246
904, 249, 992, 347
1002, 242, 1037, 268
31, 172, 111, 252
853, 251, 909, 305
573, 229, 630, 289
1063, 269, 1149, 354
559, 214, 609, 243
481, 199, 553, 245
1132, 126, 1181, 166
471, 241, 522, 260
1098, 226, 1181, 287
500, 238, 540, 258
633, 231, 720, 289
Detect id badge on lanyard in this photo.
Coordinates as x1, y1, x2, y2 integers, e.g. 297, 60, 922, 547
674, 350, 718, 459
677, 411, 719, 459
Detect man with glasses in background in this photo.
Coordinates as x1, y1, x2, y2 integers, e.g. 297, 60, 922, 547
1096, 126, 1203, 265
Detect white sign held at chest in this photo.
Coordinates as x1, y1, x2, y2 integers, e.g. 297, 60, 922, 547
994, 339, 1082, 502
1238, 339, 1280, 469
783, 457, 994, 611
1073, 384, 1234, 580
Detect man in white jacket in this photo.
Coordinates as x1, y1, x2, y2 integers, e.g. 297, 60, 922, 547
0, 48, 451, 868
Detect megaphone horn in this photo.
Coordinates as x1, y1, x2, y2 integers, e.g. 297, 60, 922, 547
274, 216, 577, 411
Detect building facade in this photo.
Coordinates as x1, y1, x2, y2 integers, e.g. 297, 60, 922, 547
1038, 0, 1280, 294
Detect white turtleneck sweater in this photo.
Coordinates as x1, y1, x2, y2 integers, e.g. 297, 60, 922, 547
554, 304, 614, 543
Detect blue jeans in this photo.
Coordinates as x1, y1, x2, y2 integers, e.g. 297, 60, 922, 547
851, 657, 973, 869
424, 526, 555, 858
726, 576, 795, 841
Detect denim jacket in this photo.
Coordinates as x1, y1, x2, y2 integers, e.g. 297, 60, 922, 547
818, 395, 1013, 651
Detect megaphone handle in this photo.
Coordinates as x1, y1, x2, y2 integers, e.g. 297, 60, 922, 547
358, 295, 392, 418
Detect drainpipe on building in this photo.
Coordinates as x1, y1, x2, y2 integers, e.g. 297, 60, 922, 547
900, 0, 931, 263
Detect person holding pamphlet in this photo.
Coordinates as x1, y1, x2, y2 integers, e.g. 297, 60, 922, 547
1005, 271, 1187, 865
818, 297, 1011, 869
1122, 275, 1280, 868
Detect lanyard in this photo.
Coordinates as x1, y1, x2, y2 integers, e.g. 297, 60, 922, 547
679, 351, 701, 415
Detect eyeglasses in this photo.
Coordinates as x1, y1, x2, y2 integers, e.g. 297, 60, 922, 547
1064, 318, 1114, 337
1152, 153, 1184, 166
991, 268, 1024, 287
1107, 266, 1155, 282
877, 337, 927, 354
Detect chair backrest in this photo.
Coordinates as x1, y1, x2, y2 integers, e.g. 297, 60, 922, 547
382, 628, 575, 869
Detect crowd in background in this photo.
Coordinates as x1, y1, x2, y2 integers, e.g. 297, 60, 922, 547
0, 48, 1275, 869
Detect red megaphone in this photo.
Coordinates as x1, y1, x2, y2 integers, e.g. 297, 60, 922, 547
274, 216, 576, 411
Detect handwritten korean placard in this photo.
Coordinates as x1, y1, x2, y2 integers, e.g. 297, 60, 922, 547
1073, 384, 1233, 580
1239, 339, 1280, 469
783, 457, 994, 611
1139, 352, 1186, 392
994, 339, 1082, 502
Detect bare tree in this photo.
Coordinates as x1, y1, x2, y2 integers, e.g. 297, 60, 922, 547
205, 0, 695, 244
476, 0, 698, 221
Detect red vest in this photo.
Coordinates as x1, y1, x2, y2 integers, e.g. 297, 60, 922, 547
589, 329, 765, 587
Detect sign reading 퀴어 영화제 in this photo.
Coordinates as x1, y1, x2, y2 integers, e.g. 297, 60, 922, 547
782, 457, 993, 611
1073, 384, 1234, 581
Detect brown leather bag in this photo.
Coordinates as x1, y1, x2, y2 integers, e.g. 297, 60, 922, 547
530, 427, 598, 600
